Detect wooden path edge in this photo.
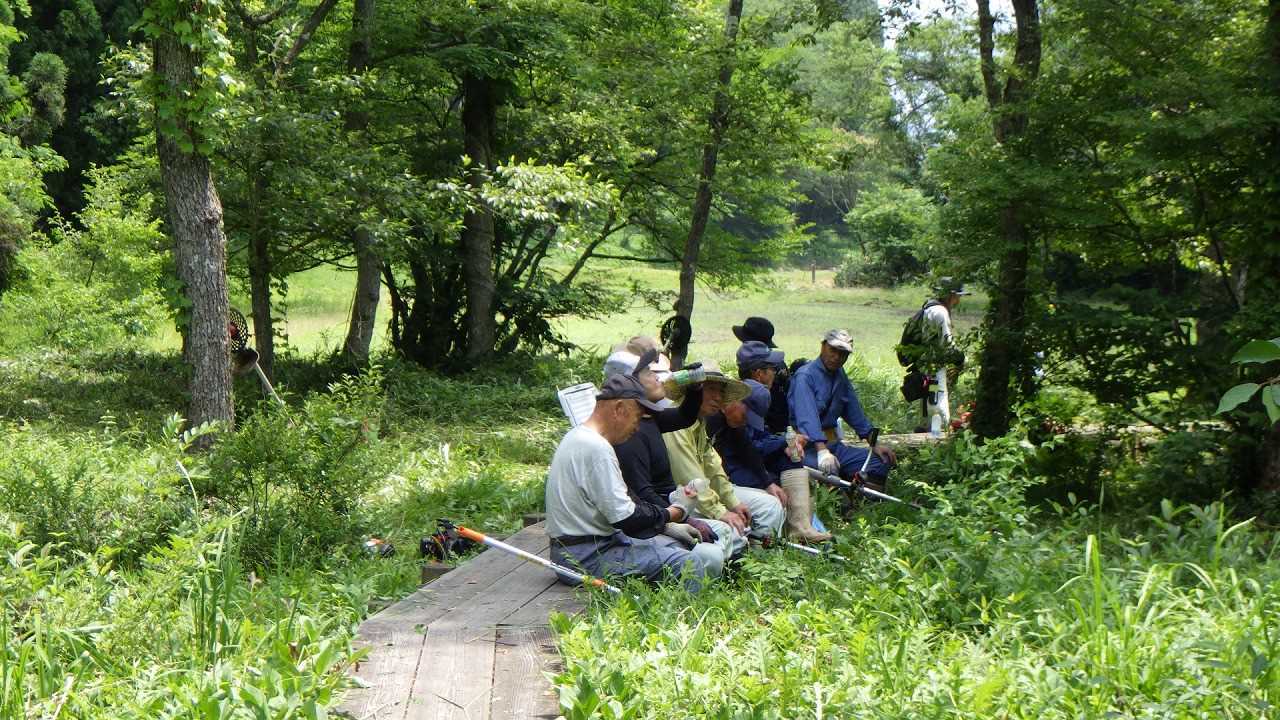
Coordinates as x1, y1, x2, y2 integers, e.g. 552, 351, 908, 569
335, 521, 584, 720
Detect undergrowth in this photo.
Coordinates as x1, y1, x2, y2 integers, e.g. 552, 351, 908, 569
0, 348, 572, 716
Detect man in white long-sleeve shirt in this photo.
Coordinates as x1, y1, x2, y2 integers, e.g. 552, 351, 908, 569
907, 277, 969, 429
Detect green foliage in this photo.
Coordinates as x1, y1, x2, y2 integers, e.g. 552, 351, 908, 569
0, 419, 186, 564
1218, 337, 1280, 424
0, 517, 368, 718
139, 0, 240, 156
0, 161, 167, 349
835, 183, 936, 287
203, 370, 390, 568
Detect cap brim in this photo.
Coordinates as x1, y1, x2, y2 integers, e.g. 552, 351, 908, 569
732, 326, 748, 342
767, 350, 785, 366
636, 397, 665, 414
827, 341, 853, 353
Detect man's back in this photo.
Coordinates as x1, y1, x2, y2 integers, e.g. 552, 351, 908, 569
545, 424, 634, 538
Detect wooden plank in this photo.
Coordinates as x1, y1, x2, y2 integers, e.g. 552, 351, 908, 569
359, 525, 549, 635
406, 561, 560, 719
339, 524, 552, 719
497, 580, 584, 629
489, 626, 561, 720
341, 625, 425, 720
404, 626, 497, 720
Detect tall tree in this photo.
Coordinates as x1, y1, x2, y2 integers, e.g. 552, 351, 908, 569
672, 0, 744, 367
222, 0, 342, 381
460, 70, 499, 361
143, 0, 236, 434
340, 0, 380, 366
1260, 0, 1280, 489
970, 0, 1041, 439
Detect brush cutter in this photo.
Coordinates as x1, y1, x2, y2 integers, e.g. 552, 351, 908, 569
442, 520, 622, 596
749, 532, 850, 563
808, 467, 924, 509
806, 428, 926, 510
229, 308, 284, 407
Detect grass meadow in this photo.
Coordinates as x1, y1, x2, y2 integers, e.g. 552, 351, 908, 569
155, 261, 984, 375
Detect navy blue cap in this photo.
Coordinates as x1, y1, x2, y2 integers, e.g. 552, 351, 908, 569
736, 341, 784, 374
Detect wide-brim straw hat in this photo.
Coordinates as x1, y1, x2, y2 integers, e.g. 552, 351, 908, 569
664, 359, 751, 405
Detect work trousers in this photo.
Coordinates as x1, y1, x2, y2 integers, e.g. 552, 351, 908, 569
550, 532, 721, 594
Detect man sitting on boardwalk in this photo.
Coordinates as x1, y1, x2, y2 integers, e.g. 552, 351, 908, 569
664, 361, 785, 548
790, 330, 898, 490
545, 373, 720, 593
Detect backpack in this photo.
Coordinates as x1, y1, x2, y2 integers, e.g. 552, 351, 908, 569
896, 300, 943, 368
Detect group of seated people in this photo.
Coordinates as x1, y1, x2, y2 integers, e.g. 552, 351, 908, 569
544, 318, 898, 593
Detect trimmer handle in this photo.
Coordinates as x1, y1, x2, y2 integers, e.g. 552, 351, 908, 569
866, 428, 880, 448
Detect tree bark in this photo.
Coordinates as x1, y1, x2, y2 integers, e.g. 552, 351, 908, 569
672, 0, 744, 368
247, 170, 275, 382
153, 32, 234, 436
460, 72, 498, 361
341, 0, 380, 366
971, 0, 1041, 440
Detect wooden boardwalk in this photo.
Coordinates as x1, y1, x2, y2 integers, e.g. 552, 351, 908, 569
337, 521, 584, 720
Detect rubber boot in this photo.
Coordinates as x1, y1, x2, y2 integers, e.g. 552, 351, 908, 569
780, 469, 831, 543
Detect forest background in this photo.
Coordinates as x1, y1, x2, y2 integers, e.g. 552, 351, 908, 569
1, 0, 1279, 716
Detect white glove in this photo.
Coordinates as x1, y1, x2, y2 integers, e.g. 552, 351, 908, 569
667, 478, 709, 512
662, 523, 700, 547
817, 448, 840, 475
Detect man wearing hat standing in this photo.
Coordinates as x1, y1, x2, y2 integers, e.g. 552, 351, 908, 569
663, 361, 786, 545
916, 278, 962, 427
545, 373, 721, 593
790, 330, 897, 488
733, 317, 790, 433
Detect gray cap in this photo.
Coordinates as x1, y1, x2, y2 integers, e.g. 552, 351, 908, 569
596, 373, 664, 413
822, 329, 854, 353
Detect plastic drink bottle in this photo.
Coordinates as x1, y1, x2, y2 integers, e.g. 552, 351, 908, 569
785, 427, 804, 462
669, 366, 706, 386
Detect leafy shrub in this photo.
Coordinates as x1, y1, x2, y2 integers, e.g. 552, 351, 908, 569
835, 184, 936, 288
0, 517, 370, 718
0, 162, 167, 351
0, 419, 187, 564
204, 371, 391, 568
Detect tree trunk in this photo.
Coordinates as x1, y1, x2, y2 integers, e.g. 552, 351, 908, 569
247, 177, 275, 383
341, 0, 380, 366
153, 32, 234, 436
671, 0, 744, 368
972, 207, 1031, 438
971, 0, 1041, 440
460, 72, 498, 361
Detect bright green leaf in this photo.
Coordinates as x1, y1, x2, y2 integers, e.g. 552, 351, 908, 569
1263, 386, 1280, 425
1217, 383, 1260, 414
1231, 340, 1280, 364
